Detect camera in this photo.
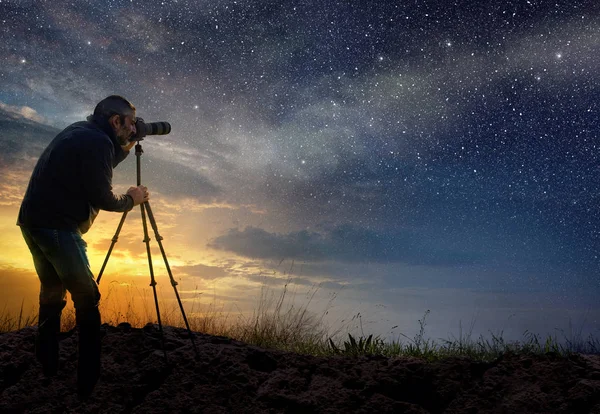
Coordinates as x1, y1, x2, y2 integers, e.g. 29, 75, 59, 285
132, 117, 171, 141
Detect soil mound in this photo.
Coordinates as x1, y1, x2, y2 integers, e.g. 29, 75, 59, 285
1, 324, 599, 413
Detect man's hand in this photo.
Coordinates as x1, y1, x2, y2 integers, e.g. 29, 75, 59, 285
127, 185, 149, 206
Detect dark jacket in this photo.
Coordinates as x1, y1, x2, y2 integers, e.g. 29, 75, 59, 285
17, 115, 134, 233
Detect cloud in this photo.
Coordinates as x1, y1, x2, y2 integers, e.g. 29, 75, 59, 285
0, 105, 57, 164
0, 102, 47, 124
208, 225, 480, 267
88, 231, 149, 261
0, 107, 59, 205
130, 155, 221, 200
173, 263, 230, 280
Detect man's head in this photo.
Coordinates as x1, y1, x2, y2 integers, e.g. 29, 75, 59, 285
93, 95, 137, 145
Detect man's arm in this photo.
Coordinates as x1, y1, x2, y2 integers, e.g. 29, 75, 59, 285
83, 138, 136, 212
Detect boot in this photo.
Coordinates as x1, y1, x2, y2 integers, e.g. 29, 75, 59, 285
36, 301, 66, 377
76, 306, 102, 398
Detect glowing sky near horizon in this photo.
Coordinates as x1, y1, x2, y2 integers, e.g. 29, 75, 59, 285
0, 0, 598, 340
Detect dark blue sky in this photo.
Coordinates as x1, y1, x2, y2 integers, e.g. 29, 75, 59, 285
1, 0, 598, 340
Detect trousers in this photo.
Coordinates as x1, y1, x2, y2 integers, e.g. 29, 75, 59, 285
21, 227, 103, 395
20, 227, 100, 309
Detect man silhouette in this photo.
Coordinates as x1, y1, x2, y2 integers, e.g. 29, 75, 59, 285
18, 95, 149, 397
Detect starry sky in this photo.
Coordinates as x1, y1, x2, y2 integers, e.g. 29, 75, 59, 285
1, 0, 599, 342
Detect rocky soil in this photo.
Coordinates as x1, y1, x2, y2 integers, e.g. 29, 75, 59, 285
1, 324, 599, 413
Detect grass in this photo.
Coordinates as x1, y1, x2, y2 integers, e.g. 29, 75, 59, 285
1, 282, 598, 361
0, 300, 37, 333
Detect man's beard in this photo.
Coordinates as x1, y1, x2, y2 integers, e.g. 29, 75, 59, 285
117, 128, 131, 145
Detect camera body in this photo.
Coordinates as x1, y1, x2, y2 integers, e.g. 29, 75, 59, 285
132, 118, 171, 141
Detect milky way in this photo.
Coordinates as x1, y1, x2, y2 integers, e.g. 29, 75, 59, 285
1, 0, 599, 338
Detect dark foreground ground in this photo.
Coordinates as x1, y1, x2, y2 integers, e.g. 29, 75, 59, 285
1, 324, 599, 413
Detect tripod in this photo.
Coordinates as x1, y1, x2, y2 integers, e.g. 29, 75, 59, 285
96, 142, 199, 362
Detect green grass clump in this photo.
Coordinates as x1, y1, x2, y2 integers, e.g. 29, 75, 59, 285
332, 309, 600, 361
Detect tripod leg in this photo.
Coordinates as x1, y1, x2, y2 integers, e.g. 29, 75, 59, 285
144, 201, 200, 359
140, 202, 169, 363
96, 211, 128, 285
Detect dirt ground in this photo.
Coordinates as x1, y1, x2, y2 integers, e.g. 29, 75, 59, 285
1, 324, 599, 413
